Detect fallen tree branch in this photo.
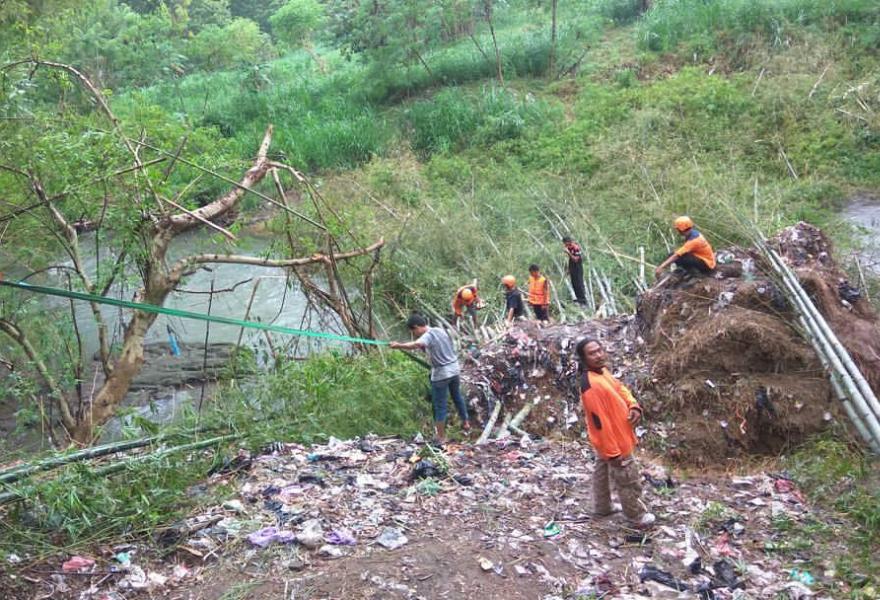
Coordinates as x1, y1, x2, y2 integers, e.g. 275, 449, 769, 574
167, 238, 386, 284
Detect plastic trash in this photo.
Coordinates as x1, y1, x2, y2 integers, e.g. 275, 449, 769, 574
62, 556, 95, 572
376, 527, 408, 550
114, 551, 132, 566
638, 565, 689, 592
246, 526, 295, 548
416, 478, 441, 496
325, 529, 357, 546
412, 459, 441, 480
452, 473, 474, 486
713, 558, 743, 589
318, 544, 345, 559
478, 556, 494, 571
296, 519, 325, 549
790, 569, 815, 586
542, 521, 562, 538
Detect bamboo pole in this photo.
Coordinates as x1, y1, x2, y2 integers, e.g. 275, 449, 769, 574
477, 397, 503, 445
0, 436, 163, 484
766, 246, 880, 422
761, 245, 880, 448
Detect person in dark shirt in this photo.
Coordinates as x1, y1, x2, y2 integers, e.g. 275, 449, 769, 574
562, 236, 588, 305
501, 275, 525, 325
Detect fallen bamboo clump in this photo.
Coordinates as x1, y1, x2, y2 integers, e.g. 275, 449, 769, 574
759, 241, 880, 453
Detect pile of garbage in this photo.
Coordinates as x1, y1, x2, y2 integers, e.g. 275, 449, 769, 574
462, 223, 880, 463
11, 435, 866, 599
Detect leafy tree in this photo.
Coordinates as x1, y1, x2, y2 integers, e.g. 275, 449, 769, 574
269, 0, 325, 70
187, 17, 274, 71
327, 0, 450, 76
229, 0, 285, 31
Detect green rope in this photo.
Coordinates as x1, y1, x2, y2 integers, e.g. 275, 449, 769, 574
0, 279, 388, 346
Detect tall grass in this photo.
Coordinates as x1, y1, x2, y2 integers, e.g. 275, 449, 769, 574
638, 0, 880, 51
112, 19, 594, 171
407, 87, 560, 157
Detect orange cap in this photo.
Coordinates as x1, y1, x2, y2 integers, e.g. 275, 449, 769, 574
460, 288, 474, 301
501, 275, 516, 288
674, 216, 694, 232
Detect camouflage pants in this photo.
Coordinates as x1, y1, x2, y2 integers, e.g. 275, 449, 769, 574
592, 454, 645, 522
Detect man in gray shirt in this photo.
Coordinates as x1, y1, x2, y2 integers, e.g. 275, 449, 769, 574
390, 313, 471, 444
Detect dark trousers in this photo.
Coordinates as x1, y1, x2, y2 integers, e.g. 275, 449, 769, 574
431, 376, 469, 424
569, 260, 587, 304
531, 304, 549, 321
674, 253, 713, 274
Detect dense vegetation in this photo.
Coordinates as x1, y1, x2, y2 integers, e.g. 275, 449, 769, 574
0, 0, 878, 575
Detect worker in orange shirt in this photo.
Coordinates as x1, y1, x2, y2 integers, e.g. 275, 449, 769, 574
527, 264, 550, 324
576, 337, 655, 529
452, 281, 480, 332
654, 216, 716, 278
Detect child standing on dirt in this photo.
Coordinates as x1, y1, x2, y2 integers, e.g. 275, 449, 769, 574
576, 338, 655, 529
390, 314, 471, 444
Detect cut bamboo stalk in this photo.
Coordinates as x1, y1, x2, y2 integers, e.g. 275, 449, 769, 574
639, 246, 646, 289
762, 247, 880, 447
0, 435, 162, 484
477, 397, 502, 446
767, 247, 880, 423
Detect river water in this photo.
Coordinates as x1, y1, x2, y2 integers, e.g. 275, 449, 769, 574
5, 229, 344, 361
842, 195, 880, 274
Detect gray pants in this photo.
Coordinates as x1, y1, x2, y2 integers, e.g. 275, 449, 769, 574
593, 455, 645, 522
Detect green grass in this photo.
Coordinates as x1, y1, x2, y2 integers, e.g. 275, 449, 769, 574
638, 0, 880, 52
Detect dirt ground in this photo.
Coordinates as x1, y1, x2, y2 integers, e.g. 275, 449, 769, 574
3, 437, 875, 600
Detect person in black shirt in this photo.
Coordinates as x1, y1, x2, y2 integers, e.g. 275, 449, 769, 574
501, 275, 525, 325
562, 236, 588, 305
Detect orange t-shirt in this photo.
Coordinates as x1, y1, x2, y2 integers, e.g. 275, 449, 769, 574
528, 275, 549, 306
452, 285, 478, 316
675, 228, 716, 269
580, 368, 641, 460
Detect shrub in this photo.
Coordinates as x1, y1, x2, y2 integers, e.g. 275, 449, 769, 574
187, 18, 275, 71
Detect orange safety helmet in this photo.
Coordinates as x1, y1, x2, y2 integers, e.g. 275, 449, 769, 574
460, 288, 475, 301
674, 216, 694, 232
501, 275, 516, 288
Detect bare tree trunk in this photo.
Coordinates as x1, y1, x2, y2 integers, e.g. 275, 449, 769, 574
303, 41, 327, 74
549, 0, 558, 76
485, 0, 504, 86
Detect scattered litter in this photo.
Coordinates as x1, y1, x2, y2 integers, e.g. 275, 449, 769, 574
296, 519, 325, 549
639, 564, 689, 591
790, 568, 815, 586
376, 527, 408, 550
542, 521, 562, 538
61, 556, 95, 572
478, 556, 494, 571
246, 526, 295, 548
325, 529, 357, 546
318, 544, 345, 559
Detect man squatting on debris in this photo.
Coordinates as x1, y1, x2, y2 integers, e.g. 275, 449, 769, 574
391, 314, 472, 443
577, 338, 655, 529
654, 216, 716, 279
